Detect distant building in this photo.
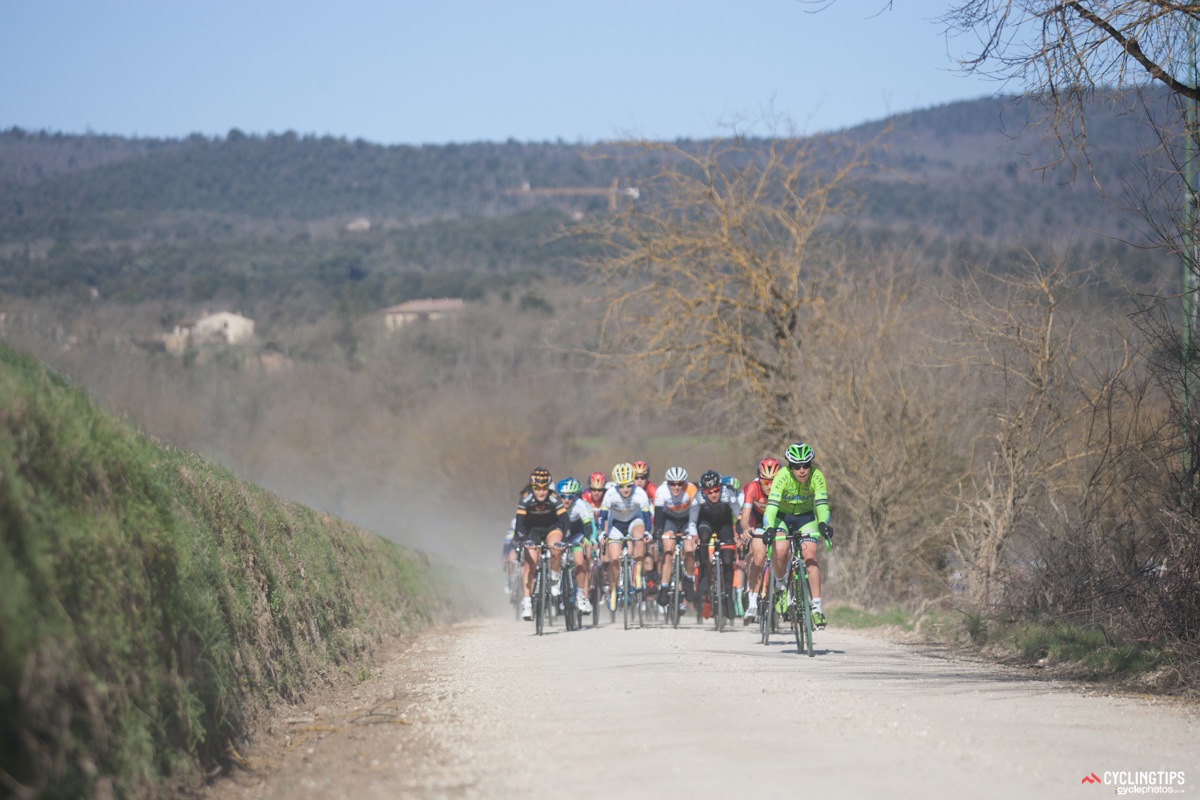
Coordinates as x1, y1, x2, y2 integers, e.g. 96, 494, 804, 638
175, 311, 256, 346
381, 298, 465, 331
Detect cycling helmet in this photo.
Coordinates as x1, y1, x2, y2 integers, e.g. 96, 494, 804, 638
530, 466, 552, 488
785, 442, 814, 466
588, 471, 607, 490
632, 460, 650, 479
699, 469, 721, 491
664, 466, 688, 483
612, 462, 636, 486
721, 475, 741, 491
557, 477, 581, 497
758, 457, 781, 481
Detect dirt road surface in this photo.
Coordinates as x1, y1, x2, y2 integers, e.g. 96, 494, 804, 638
208, 613, 1197, 800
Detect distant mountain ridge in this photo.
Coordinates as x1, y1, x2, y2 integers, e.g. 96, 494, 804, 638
0, 93, 1176, 308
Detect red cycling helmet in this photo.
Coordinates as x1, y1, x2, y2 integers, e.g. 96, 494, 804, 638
588, 471, 607, 490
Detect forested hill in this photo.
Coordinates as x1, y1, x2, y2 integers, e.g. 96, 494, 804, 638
0, 93, 1174, 310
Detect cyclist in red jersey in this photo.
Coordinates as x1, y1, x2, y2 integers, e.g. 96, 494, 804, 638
632, 461, 660, 599
738, 457, 780, 623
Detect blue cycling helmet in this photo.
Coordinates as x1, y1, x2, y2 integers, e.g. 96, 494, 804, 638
557, 477, 582, 497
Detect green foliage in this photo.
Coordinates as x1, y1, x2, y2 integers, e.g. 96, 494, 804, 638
826, 604, 915, 631
0, 342, 470, 798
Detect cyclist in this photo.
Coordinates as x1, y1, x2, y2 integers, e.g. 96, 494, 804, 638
690, 469, 740, 621
652, 466, 698, 611
632, 460, 659, 599
738, 457, 781, 622
720, 475, 746, 617
557, 477, 596, 615
502, 516, 518, 596
600, 462, 653, 612
514, 467, 569, 621
761, 443, 833, 629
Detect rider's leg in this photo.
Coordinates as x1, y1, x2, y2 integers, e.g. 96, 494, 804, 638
546, 530, 564, 596
523, 543, 538, 598
747, 534, 766, 614
659, 533, 676, 604
802, 538, 821, 611
606, 535, 622, 606
629, 520, 646, 587
573, 546, 587, 590
770, 532, 790, 586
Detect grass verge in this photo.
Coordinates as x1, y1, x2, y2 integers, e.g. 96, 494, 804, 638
826, 603, 1192, 694
0, 343, 475, 799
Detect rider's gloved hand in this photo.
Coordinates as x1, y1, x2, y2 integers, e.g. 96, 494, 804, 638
818, 521, 832, 543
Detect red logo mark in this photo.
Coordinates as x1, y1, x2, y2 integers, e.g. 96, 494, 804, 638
1082, 773, 1102, 784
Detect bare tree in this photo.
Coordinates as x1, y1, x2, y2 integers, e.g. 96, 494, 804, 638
585, 133, 883, 442
585, 135, 975, 606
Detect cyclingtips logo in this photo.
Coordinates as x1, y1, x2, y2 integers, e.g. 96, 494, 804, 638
1081, 770, 1187, 795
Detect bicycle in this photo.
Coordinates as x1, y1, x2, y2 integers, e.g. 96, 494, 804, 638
588, 538, 606, 628
505, 555, 523, 620
618, 538, 644, 630
707, 538, 735, 633
782, 529, 830, 656
559, 549, 580, 631
527, 540, 567, 636
664, 534, 688, 628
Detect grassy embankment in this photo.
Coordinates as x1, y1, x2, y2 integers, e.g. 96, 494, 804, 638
0, 343, 473, 799
827, 604, 1191, 693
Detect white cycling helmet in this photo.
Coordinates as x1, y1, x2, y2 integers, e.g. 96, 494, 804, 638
664, 466, 688, 483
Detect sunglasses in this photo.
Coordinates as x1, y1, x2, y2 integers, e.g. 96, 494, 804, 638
667, 481, 686, 488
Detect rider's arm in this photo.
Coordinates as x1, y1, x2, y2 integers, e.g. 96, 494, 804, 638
652, 504, 665, 534
812, 469, 830, 525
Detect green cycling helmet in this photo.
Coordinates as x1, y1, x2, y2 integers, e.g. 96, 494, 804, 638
785, 442, 814, 466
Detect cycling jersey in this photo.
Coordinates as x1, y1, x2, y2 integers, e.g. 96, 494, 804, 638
515, 489, 567, 538
741, 480, 770, 525
601, 485, 651, 526
691, 485, 740, 528
762, 468, 829, 531
565, 496, 596, 542
654, 482, 697, 532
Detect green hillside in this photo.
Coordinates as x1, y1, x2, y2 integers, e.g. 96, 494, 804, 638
0, 93, 1179, 315
0, 342, 469, 798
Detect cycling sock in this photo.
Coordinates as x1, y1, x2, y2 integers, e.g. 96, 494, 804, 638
811, 597, 822, 613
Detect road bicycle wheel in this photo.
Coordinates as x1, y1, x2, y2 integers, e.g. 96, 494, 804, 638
562, 568, 577, 631
760, 573, 773, 645
534, 561, 546, 636
799, 568, 815, 658
590, 558, 602, 628
622, 555, 631, 631
712, 555, 724, 632
671, 551, 683, 629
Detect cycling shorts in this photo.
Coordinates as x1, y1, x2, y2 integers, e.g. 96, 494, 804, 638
521, 524, 561, 545
765, 511, 818, 544
607, 516, 645, 540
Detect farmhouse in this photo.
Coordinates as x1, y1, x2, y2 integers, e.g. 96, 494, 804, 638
380, 298, 465, 331
175, 311, 256, 345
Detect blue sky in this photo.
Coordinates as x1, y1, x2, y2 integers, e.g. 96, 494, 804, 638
2, 1, 1010, 145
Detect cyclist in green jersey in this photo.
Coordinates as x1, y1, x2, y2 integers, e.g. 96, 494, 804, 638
761, 442, 833, 629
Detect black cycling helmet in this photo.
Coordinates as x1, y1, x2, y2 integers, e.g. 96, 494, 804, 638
699, 469, 721, 490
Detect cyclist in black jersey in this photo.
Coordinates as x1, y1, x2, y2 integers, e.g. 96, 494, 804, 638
514, 466, 569, 621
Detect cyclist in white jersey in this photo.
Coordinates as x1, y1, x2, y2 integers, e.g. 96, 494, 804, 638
653, 466, 698, 609
600, 462, 652, 611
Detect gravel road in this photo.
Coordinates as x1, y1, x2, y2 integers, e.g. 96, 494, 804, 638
207, 612, 1197, 800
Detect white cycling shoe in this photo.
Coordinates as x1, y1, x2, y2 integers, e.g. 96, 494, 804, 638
521, 597, 532, 620
577, 592, 593, 614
